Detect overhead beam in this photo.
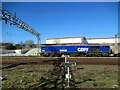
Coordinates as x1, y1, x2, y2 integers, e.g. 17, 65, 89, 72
0, 7, 40, 39
0, 7, 41, 55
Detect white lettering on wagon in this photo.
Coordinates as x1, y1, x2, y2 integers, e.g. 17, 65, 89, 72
77, 48, 89, 52
60, 49, 67, 52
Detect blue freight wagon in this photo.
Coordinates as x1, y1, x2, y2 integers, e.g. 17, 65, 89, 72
41, 45, 110, 57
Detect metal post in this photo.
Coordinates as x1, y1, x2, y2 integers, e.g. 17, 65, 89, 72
37, 38, 40, 55
67, 66, 70, 87
64, 56, 70, 87
115, 34, 117, 46
65, 56, 67, 63
37, 35, 41, 56
61, 56, 76, 88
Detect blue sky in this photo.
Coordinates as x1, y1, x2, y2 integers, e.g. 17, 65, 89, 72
2, 2, 118, 44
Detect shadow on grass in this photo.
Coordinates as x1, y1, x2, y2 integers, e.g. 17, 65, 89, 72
1, 63, 27, 70
27, 58, 68, 89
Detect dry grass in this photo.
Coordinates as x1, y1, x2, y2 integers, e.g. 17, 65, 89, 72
2, 64, 119, 88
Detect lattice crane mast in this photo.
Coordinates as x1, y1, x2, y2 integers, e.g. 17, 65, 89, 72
0, 7, 41, 55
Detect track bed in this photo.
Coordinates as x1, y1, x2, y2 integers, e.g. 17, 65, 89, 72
1, 56, 119, 65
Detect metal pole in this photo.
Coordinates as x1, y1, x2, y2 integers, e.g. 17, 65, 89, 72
37, 36, 41, 56
37, 38, 39, 55
65, 56, 67, 63
67, 66, 70, 87
115, 34, 117, 46
65, 56, 70, 87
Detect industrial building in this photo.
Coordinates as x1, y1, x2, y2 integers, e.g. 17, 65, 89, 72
46, 37, 120, 45
46, 37, 86, 44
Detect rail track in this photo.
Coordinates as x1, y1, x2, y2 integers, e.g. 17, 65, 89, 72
1, 56, 119, 65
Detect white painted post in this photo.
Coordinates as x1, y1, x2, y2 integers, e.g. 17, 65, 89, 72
67, 66, 70, 87
65, 56, 67, 63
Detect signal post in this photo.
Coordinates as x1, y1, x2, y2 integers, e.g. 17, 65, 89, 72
61, 55, 76, 87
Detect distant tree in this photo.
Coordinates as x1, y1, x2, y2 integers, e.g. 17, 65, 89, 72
19, 41, 25, 49
14, 44, 22, 49
4, 43, 16, 50
25, 40, 35, 49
